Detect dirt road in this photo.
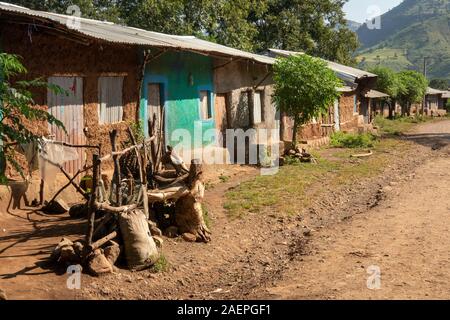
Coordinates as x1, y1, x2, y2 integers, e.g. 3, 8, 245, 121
260, 120, 450, 299
1, 120, 449, 300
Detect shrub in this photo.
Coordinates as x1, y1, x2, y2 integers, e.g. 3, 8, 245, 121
330, 132, 377, 148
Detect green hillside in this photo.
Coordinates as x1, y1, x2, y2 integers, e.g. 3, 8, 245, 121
355, 0, 450, 78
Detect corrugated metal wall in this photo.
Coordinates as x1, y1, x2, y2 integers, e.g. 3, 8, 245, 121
98, 76, 124, 124
47, 76, 85, 174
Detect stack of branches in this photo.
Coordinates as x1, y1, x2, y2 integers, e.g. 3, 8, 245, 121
49, 116, 210, 276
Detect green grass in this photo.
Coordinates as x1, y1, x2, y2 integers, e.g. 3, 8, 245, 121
202, 204, 212, 229
219, 175, 231, 183
223, 138, 411, 218
330, 132, 377, 148
151, 254, 170, 273
374, 115, 431, 136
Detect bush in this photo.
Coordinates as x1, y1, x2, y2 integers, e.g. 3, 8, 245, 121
330, 132, 377, 148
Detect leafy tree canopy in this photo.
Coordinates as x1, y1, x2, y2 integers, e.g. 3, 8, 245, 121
0, 53, 65, 182
429, 78, 449, 91
273, 54, 342, 146
369, 66, 403, 99
6, 0, 358, 64
397, 70, 428, 106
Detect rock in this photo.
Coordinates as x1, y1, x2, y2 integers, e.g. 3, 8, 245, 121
73, 241, 85, 257
60, 245, 80, 264
43, 199, 69, 215
51, 238, 74, 261
164, 226, 179, 238
69, 203, 88, 219
0, 288, 7, 300
303, 227, 312, 237
148, 222, 163, 237
181, 233, 197, 242
88, 249, 113, 276
152, 236, 164, 248
104, 241, 121, 265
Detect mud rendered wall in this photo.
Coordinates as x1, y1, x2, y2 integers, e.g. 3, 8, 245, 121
0, 23, 140, 163
339, 92, 360, 132
141, 51, 215, 148
214, 60, 279, 143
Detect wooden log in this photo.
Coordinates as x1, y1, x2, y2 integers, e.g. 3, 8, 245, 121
86, 154, 99, 245
94, 202, 138, 213
110, 130, 122, 206
147, 185, 190, 203
89, 230, 118, 251
127, 127, 149, 219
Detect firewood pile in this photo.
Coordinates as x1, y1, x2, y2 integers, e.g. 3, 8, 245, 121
283, 147, 317, 164
48, 117, 210, 276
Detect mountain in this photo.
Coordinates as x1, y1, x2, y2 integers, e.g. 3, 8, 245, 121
346, 20, 362, 32
355, 0, 450, 79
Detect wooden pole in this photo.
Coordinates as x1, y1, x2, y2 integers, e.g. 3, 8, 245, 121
127, 127, 149, 219
86, 154, 99, 245
110, 130, 122, 206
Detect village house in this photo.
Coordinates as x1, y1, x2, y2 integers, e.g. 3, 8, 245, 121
0, 2, 279, 175
424, 87, 447, 117
265, 49, 379, 148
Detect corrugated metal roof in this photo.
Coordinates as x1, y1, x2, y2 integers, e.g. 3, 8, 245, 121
426, 87, 446, 95
365, 89, 389, 98
0, 2, 275, 65
267, 48, 377, 82
442, 91, 450, 99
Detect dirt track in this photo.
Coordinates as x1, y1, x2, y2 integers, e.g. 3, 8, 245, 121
260, 120, 450, 299
1, 120, 450, 300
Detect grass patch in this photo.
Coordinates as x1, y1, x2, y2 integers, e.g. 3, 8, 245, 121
374, 115, 431, 136
151, 254, 170, 273
202, 204, 212, 229
330, 132, 377, 148
219, 174, 231, 183
223, 138, 411, 218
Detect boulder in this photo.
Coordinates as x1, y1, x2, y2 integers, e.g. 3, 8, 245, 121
87, 249, 113, 276
60, 245, 80, 264
43, 199, 69, 215
51, 238, 73, 261
104, 241, 121, 265
164, 226, 179, 238
182, 233, 197, 243
69, 203, 88, 219
0, 288, 7, 300
152, 236, 164, 248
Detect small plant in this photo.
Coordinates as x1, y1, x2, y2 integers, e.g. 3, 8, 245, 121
219, 174, 230, 183
151, 254, 170, 273
202, 204, 212, 229
330, 132, 377, 148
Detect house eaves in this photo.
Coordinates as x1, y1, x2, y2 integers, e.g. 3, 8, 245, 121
0, 2, 275, 65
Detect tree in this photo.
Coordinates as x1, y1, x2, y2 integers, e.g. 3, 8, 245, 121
0, 53, 64, 183
369, 66, 403, 118
253, 0, 359, 64
429, 78, 449, 90
397, 70, 428, 116
273, 54, 342, 147
7, 0, 359, 62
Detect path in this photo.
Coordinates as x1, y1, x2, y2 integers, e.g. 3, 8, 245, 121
261, 120, 450, 299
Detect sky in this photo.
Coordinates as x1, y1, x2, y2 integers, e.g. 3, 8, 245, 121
344, 0, 404, 23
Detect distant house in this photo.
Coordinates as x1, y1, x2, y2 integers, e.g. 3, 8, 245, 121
365, 90, 390, 118
0, 2, 279, 173
424, 87, 447, 117
266, 49, 380, 147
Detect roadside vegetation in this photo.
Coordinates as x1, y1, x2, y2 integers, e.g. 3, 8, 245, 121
374, 115, 431, 136
224, 136, 413, 218
330, 132, 377, 148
